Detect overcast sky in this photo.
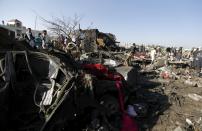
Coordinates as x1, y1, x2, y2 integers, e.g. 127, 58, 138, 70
0, 0, 202, 48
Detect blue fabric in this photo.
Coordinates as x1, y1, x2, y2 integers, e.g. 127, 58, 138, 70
35, 37, 42, 47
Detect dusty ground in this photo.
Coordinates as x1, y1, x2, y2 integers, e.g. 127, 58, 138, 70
135, 67, 202, 131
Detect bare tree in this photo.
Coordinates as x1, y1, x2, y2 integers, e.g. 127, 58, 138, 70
41, 14, 82, 42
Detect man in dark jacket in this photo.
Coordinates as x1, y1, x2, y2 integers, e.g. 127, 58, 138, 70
25, 28, 35, 47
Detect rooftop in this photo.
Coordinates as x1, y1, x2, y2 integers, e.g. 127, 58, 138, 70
8, 19, 22, 23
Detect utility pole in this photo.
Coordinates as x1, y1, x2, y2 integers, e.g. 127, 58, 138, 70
34, 15, 37, 30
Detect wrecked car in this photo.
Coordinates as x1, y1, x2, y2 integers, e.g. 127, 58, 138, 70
0, 49, 138, 131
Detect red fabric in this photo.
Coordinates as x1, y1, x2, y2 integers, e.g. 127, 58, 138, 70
116, 81, 138, 131
82, 63, 108, 74
121, 114, 139, 131
82, 63, 138, 131
82, 64, 124, 81
160, 71, 170, 79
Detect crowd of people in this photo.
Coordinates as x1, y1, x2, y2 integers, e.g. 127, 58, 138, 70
128, 44, 202, 74
24, 28, 82, 52
25, 28, 52, 49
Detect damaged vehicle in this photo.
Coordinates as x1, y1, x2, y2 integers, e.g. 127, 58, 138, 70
0, 26, 139, 131
0, 47, 138, 131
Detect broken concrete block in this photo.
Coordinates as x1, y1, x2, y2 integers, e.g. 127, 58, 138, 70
188, 93, 202, 101
184, 80, 197, 87
174, 126, 183, 131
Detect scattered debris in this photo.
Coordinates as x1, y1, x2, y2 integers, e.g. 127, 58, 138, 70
1, 26, 202, 131
174, 126, 183, 131
188, 93, 202, 101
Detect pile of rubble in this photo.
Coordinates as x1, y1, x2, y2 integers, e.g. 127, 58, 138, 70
135, 47, 202, 131
0, 27, 140, 131
1, 26, 202, 131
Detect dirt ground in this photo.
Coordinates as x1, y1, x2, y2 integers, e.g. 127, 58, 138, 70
135, 67, 202, 131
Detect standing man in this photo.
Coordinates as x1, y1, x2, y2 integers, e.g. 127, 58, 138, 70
199, 47, 202, 74
150, 47, 157, 64
124, 43, 137, 66
42, 30, 50, 49
34, 33, 42, 49
195, 47, 202, 74
176, 47, 183, 61
25, 28, 35, 47
132, 43, 137, 54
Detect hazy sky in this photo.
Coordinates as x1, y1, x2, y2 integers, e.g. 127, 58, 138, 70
0, 0, 202, 48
